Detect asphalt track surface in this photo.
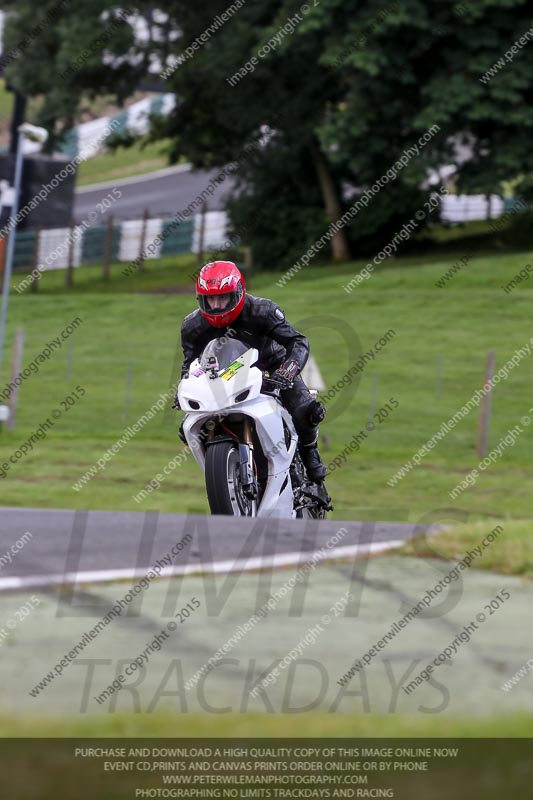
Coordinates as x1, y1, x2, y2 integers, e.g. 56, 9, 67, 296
74, 165, 235, 222
1, 508, 531, 717
0, 507, 420, 590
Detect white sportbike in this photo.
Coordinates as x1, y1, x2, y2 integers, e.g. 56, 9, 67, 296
177, 338, 332, 518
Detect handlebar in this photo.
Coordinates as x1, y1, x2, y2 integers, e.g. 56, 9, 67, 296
261, 376, 293, 395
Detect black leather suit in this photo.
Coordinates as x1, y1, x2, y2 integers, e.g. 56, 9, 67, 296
180, 294, 319, 446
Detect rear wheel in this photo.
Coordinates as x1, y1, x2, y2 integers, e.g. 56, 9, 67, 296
205, 441, 257, 516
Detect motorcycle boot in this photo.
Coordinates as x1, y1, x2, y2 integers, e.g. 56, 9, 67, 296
299, 432, 327, 483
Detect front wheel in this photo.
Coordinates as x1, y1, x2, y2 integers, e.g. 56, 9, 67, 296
205, 441, 257, 516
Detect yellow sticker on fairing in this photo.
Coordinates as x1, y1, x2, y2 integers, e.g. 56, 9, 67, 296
220, 360, 244, 381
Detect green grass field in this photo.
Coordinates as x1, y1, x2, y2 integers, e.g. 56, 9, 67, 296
1, 712, 531, 737
2, 245, 533, 531
2, 244, 533, 738
399, 519, 533, 580
76, 139, 176, 186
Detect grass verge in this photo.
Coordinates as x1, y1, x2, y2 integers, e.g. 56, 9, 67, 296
76, 139, 175, 186
1, 712, 532, 737
2, 245, 533, 535
399, 520, 533, 579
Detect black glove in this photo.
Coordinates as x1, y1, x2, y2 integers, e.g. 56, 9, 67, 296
172, 392, 181, 410
308, 399, 326, 425
178, 420, 187, 444
271, 359, 300, 389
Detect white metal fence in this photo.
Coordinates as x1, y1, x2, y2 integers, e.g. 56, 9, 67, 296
440, 194, 506, 222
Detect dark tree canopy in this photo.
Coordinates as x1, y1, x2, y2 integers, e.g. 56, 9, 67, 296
3, 0, 532, 265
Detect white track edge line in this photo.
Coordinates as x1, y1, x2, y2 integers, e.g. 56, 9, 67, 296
0, 539, 405, 593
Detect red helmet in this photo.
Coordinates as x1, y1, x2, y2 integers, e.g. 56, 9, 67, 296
196, 261, 246, 327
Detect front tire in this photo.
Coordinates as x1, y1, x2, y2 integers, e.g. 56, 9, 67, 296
205, 441, 257, 516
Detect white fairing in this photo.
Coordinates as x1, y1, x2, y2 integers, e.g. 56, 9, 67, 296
177, 347, 298, 518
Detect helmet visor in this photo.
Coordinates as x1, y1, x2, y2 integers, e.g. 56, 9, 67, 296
198, 290, 241, 315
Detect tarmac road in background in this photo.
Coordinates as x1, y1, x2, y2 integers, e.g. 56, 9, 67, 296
74, 165, 235, 222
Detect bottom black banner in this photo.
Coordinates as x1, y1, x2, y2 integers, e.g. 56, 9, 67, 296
0, 738, 531, 799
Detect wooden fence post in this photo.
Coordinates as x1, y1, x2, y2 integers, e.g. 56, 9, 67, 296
243, 245, 253, 288
6, 328, 24, 430
103, 215, 114, 280
30, 226, 41, 293
367, 373, 379, 429
66, 220, 75, 289
477, 351, 495, 457
435, 353, 443, 398
197, 201, 207, 265
137, 209, 149, 273
124, 360, 133, 421
66, 337, 73, 382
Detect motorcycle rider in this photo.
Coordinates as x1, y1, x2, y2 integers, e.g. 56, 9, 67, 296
176, 260, 327, 483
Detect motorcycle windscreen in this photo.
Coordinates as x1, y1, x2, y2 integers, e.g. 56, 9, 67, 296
200, 338, 251, 372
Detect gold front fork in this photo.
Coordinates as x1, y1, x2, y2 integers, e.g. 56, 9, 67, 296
243, 417, 253, 446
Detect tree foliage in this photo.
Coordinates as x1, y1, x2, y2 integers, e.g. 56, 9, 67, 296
3, 0, 533, 265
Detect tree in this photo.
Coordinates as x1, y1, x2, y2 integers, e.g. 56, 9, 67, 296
150, 0, 354, 264
3, 0, 533, 266
316, 0, 533, 201
2, 0, 144, 147
142, 0, 533, 264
